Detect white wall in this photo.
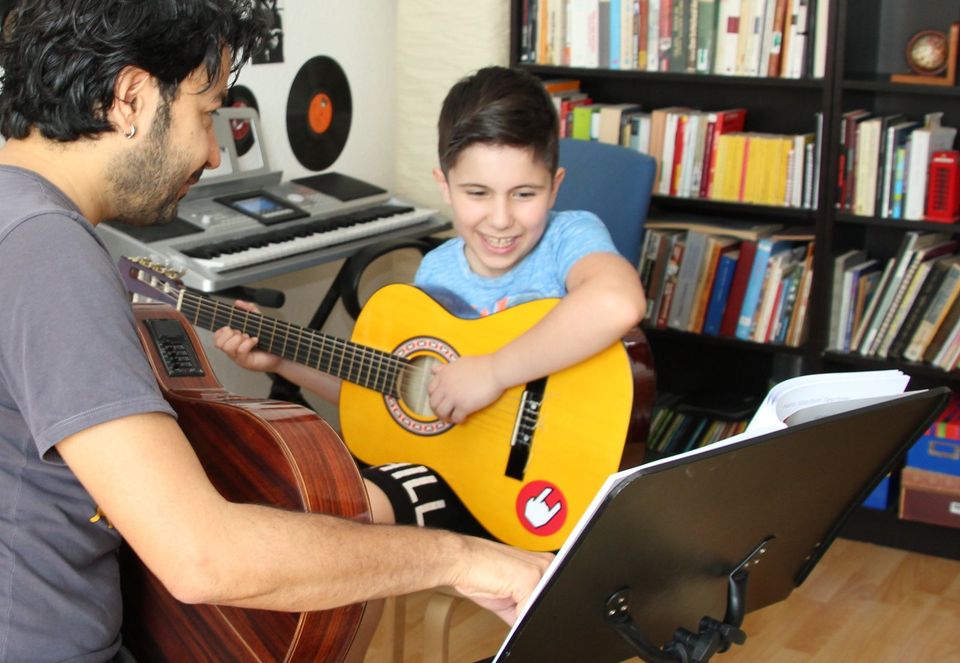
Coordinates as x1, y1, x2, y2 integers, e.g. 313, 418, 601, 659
393, 0, 510, 211
234, 0, 399, 189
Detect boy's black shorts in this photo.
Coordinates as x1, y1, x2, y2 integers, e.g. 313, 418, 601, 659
361, 462, 493, 540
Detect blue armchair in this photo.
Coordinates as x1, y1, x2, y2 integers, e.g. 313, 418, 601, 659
553, 138, 657, 265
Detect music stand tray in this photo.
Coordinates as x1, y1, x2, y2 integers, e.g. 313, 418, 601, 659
493, 388, 950, 663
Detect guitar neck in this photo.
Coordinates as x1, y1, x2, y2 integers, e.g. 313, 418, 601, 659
176, 291, 404, 396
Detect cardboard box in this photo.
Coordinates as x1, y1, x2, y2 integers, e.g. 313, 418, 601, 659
899, 467, 960, 529
906, 434, 960, 477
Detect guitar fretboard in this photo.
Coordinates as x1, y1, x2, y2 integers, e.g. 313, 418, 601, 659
177, 290, 410, 397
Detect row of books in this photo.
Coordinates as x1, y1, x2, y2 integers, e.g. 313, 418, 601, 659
639, 220, 814, 346
837, 110, 958, 221
647, 390, 757, 455
829, 232, 960, 371
519, 0, 829, 79
547, 85, 824, 209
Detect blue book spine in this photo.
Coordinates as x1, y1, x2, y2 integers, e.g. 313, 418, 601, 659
735, 238, 776, 340
703, 252, 738, 336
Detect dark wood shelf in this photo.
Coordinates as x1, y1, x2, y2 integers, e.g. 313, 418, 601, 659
833, 213, 960, 235
519, 63, 827, 89
651, 196, 819, 222
643, 326, 809, 356
843, 75, 960, 97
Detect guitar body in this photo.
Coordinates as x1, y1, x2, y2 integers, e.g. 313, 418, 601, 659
122, 303, 371, 662
341, 284, 653, 551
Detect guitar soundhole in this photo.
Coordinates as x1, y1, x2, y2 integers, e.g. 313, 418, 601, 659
385, 336, 458, 436
397, 354, 443, 418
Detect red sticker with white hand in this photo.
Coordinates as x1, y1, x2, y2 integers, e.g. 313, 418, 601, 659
516, 480, 567, 536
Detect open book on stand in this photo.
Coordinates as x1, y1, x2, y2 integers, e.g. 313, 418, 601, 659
494, 370, 943, 663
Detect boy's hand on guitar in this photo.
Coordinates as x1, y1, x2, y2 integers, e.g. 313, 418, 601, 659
449, 535, 554, 625
428, 355, 505, 423
213, 300, 283, 374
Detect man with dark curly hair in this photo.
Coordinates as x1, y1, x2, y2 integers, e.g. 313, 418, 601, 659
0, 2, 551, 661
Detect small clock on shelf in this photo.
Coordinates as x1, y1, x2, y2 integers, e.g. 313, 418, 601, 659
906, 29, 949, 76
891, 23, 959, 87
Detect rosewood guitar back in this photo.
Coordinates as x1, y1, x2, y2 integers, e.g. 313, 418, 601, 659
121, 303, 371, 662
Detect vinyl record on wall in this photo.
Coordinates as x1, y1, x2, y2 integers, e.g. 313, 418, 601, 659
225, 85, 260, 156
285, 55, 352, 171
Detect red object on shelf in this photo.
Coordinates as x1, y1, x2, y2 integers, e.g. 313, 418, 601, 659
925, 150, 960, 223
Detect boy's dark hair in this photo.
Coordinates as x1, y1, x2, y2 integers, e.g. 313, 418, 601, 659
0, 0, 269, 141
437, 66, 559, 176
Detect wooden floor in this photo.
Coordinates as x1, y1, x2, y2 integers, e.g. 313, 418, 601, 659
364, 538, 960, 663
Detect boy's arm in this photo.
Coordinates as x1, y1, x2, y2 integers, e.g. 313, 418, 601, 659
428, 252, 646, 423
56, 412, 550, 621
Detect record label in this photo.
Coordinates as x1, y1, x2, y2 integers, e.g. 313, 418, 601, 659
286, 55, 352, 171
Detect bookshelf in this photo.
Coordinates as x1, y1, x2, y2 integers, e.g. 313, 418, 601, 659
509, 0, 960, 560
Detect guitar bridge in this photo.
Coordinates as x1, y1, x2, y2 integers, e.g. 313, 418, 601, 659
504, 377, 546, 480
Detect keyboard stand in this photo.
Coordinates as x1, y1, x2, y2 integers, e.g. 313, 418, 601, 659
267, 235, 442, 409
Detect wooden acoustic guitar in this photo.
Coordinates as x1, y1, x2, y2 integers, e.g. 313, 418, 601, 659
122, 302, 370, 661
120, 257, 655, 552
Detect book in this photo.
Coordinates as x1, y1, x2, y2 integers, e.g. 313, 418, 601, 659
656, 234, 687, 327
745, 370, 910, 436
752, 243, 807, 342
689, 235, 739, 332
701, 108, 748, 198
786, 243, 816, 347
850, 257, 894, 352
875, 238, 957, 358
857, 232, 923, 355
644, 230, 684, 325
695, 0, 718, 73
827, 249, 867, 350
735, 236, 789, 340
888, 254, 955, 361
667, 229, 711, 330
719, 239, 759, 337
571, 103, 602, 141
836, 256, 878, 353
926, 299, 960, 368
880, 120, 921, 218
597, 103, 644, 145
713, 0, 741, 75
703, 247, 740, 335
904, 258, 960, 362
837, 109, 871, 211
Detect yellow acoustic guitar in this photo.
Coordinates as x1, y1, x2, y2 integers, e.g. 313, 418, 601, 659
120, 257, 654, 551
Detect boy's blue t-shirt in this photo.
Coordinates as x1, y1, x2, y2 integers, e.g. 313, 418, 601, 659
414, 209, 618, 317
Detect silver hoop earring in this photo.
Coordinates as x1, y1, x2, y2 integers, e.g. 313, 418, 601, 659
125, 125, 137, 139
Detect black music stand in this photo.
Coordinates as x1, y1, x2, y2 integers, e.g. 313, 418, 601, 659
492, 388, 949, 663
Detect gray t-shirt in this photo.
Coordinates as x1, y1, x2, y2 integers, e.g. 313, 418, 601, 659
0, 166, 176, 662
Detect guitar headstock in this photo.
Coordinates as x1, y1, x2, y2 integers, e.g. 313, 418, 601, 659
118, 256, 185, 307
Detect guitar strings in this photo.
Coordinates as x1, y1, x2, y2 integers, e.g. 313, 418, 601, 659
144, 279, 528, 433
